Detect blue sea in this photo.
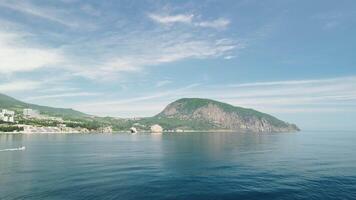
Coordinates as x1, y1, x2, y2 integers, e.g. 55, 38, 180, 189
1, 131, 356, 200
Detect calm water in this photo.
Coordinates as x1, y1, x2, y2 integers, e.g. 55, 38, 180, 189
0, 131, 356, 200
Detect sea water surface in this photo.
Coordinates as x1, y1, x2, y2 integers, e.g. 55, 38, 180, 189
0, 131, 356, 200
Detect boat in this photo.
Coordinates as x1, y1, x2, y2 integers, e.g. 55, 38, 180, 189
18, 146, 26, 150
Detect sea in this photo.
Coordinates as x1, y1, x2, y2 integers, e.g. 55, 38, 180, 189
0, 131, 355, 200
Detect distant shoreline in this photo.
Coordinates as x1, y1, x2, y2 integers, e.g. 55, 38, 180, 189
0, 129, 299, 135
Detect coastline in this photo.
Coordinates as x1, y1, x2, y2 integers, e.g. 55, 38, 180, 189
0, 129, 299, 135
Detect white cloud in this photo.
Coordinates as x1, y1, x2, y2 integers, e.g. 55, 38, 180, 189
156, 80, 172, 87
0, 31, 63, 74
227, 76, 356, 87
72, 83, 200, 116
25, 92, 101, 101
0, 80, 41, 92
75, 34, 238, 79
148, 13, 194, 24
80, 4, 101, 16
0, 1, 74, 27
74, 76, 356, 117
148, 13, 230, 30
0, 3, 237, 80
39, 87, 80, 93
197, 76, 356, 114
313, 12, 351, 30
77, 102, 166, 117
0, 0, 98, 30
224, 55, 235, 60
0, 3, 238, 83
255, 107, 356, 114
195, 18, 230, 29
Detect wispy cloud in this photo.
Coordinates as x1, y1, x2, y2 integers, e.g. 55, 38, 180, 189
148, 13, 194, 24
148, 13, 230, 29
39, 87, 80, 93
201, 76, 356, 114
0, 1, 73, 27
25, 92, 101, 101
73, 32, 238, 79
0, 80, 41, 92
72, 83, 200, 116
0, 1, 238, 80
72, 76, 356, 117
80, 4, 101, 16
195, 18, 230, 29
76, 83, 199, 106
227, 76, 356, 87
156, 80, 172, 87
313, 11, 354, 30
0, 31, 63, 74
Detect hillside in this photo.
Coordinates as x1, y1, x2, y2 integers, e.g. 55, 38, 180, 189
0, 93, 89, 119
146, 98, 299, 133
1, 93, 299, 133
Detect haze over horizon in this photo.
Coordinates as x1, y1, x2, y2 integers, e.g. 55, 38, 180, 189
0, 0, 355, 131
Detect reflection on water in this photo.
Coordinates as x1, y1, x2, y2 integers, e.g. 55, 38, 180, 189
0, 131, 356, 200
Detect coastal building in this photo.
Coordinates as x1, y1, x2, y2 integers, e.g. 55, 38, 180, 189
23, 109, 40, 118
98, 126, 113, 133
150, 124, 163, 133
0, 109, 15, 123
20, 125, 90, 134
130, 127, 138, 134
46, 116, 64, 122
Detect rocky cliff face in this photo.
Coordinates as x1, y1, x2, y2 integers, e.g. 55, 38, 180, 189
157, 98, 299, 133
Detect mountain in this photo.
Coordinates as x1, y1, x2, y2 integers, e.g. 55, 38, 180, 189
1, 93, 299, 133
0, 93, 89, 119
144, 98, 299, 133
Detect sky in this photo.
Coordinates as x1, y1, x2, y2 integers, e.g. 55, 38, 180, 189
0, 0, 356, 131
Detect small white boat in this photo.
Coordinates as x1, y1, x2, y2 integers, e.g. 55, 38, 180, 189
18, 146, 26, 150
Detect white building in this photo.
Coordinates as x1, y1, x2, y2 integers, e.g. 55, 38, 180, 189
150, 124, 163, 133
130, 127, 138, 134
98, 126, 113, 133
0, 109, 15, 123
23, 109, 40, 118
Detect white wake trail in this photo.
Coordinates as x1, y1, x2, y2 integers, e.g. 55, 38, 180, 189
0, 146, 26, 152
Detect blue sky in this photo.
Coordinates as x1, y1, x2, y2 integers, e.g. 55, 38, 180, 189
0, 0, 356, 130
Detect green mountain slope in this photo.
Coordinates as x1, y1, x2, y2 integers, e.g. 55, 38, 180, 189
146, 98, 299, 132
0, 93, 89, 119
1, 94, 299, 133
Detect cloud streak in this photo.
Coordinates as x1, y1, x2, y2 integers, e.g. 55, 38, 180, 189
0, 31, 63, 74
148, 13, 230, 29
71, 76, 356, 117
195, 18, 230, 29
0, 1, 72, 27
73, 31, 238, 79
0, 2, 238, 81
0, 80, 41, 92
0, 0, 94, 28
25, 92, 101, 101
148, 13, 193, 24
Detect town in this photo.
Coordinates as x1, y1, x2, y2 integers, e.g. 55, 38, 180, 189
0, 108, 112, 134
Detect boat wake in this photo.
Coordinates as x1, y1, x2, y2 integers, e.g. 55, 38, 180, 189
0, 146, 26, 152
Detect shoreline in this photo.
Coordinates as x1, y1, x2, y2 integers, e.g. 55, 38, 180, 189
0, 129, 299, 134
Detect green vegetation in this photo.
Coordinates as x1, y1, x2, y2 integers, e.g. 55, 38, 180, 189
152, 98, 299, 132
137, 117, 216, 130
0, 93, 298, 132
0, 93, 88, 119
157, 98, 287, 127
0, 125, 23, 132
0, 93, 114, 130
